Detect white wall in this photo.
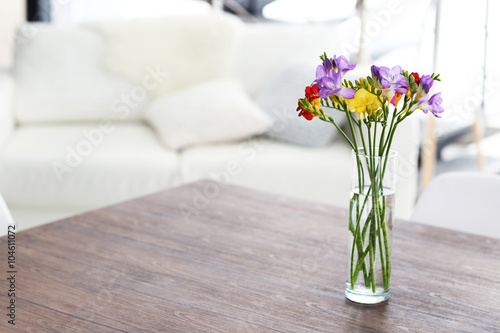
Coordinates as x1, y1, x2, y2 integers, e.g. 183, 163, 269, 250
434, 0, 489, 137
0, 1, 25, 67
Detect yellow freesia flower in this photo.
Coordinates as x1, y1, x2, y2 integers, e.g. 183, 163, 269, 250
329, 95, 343, 108
347, 89, 381, 119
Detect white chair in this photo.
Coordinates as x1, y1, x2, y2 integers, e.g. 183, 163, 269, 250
0, 194, 15, 237
411, 172, 500, 239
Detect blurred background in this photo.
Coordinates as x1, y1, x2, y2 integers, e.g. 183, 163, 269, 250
2, 0, 499, 188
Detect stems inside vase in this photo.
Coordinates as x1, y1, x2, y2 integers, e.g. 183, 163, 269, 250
346, 148, 397, 302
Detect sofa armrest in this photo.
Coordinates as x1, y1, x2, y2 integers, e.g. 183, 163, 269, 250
0, 68, 15, 149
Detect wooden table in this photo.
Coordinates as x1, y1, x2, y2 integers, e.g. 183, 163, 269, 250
1, 180, 499, 332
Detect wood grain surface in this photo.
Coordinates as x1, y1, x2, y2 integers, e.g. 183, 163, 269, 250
0, 180, 499, 332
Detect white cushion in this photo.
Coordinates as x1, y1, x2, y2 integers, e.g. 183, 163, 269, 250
255, 62, 344, 147
180, 138, 353, 206
232, 22, 356, 97
13, 24, 144, 123
0, 123, 178, 208
180, 138, 415, 218
144, 78, 271, 150
86, 14, 242, 96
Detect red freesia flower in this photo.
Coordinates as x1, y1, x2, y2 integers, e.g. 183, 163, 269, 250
305, 84, 320, 99
296, 105, 315, 120
410, 72, 420, 84
296, 98, 315, 120
297, 84, 320, 121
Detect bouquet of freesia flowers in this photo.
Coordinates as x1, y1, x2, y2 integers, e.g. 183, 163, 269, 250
297, 53, 443, 147
297, 53, 443, 303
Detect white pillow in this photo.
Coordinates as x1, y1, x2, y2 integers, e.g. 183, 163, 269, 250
144, 78, 271, 150
14, 24, 143, 123
86, 14, 242, 97
232, 22, 356, 97
256, 63, 344, 147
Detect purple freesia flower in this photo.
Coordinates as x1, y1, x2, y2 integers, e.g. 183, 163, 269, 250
377, 65, 409, 100
317, 71, 356, 99
416, 75, 434, 97
315, 56, 356, 99
411, 92, 444, 118
316, 58, 333, 82
334, 55, 356, 76
371, 65, 381, 84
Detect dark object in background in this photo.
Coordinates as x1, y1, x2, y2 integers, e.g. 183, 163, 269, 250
27, 0, 51, 22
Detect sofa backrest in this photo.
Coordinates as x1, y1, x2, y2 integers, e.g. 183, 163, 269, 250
12, 14, 355, 124
12, 14, 242, 125
84, 15, 242, 98
232, 22, 357, 98
13, 24, 145, 123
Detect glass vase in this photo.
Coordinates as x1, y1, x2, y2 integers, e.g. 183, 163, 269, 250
345, 147, 398, 304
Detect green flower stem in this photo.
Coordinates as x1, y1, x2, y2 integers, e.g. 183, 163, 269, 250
375, 196, 387, 288
318, 110, 355, 150
381, 120, 400, 178
380, 111, 396, 156
375, 156, 392, 290
352, 246, 370, 286
372, 193, 390, 289
361, 210, 371, 242
349, 144, 394, 293
368, 156, 379, 292
349, 195, 362, 279
380, 142, 395, 291
357, 119, 371, 198
358, 120, 368, 155
350, 192, 372, 288
330, 98, 394, 294
355, 119, 373, 290
367, 122, 373, 156
350, 184, 375, 282
344, 107, 366, 195
378, 124, 386, 153
344, 105, 359, 151
369, 202, 377, 292
381, 200, 391, 289
360, 205, 372, 287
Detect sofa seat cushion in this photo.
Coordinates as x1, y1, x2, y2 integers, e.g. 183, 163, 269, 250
0, 123, 179, 209
179, 138, 352, 207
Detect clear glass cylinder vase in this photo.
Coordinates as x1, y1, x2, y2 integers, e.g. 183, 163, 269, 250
345, 147, 398, 304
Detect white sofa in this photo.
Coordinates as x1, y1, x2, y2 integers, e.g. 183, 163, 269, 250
0, 12, 419, 230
